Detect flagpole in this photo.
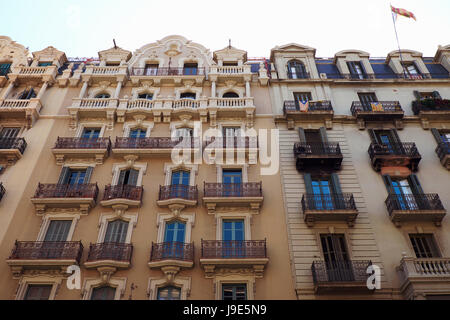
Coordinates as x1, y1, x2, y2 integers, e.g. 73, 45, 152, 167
390, 5, 407, 78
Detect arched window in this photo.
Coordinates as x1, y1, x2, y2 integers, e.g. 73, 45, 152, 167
157, 286, 181, 300
91, 286, 116, 300
95, 93, 110, 99
287, 60, 308, 79
222, 92, 239, 98
138, 93, 153, 100
180, 92, 196, 99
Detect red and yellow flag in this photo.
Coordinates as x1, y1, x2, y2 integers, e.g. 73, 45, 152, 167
391, 5, 416, 20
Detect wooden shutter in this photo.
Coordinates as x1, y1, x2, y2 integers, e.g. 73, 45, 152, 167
58, 167, 70, 185
390, 129, 401, 144
298, 127, 306, 143
382, 175, 394, 194
117, 170, 126, 186
319, 127, 329, 144
303, 173, 313, 194
368, 129, 380, 144
431, 128, 443, 143
330, 173, 342, 195
408, 174, 424, 195
84, 167, 93, 184
347, 62, 356, 75
128, 169, 139, 186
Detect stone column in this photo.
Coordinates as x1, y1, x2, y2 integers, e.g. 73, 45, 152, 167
36, 81, 49, 99
2, 81, 15, 99
79, 81, 89, 99
245, 81, 251, 97
114, 81, 123, 99
211, 81, 216, 98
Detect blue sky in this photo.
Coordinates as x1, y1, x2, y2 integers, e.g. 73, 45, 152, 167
1, 0, 449, 59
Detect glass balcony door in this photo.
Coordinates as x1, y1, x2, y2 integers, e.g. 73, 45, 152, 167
222, 220, 245, 258
163, 221, 186, 259
320, 234, 354, 282
311, 179, 334, 210
222, 170, 242, 196
391, 179, 418, 210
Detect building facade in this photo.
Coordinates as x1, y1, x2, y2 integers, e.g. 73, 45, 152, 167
0, 35, 449, 300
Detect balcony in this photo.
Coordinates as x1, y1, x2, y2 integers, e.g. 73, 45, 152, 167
311, 260, 372, 294
351, 101, 404, 129
436, 142, 450, 170
8, 65, 57, 84
412, 99, 450, 128
112, 136, 199, 158
200, 240, 268, 278
82, 65, 128, 83
0, 137, 27, 165
302, 193, 358, 227
100, 184, 143, 208
294, 142, 343, 171
84, 242, 133, 270
0, 182, 5, 201
6, 241, 83, 278
130, 67, 206, 86
0, 98, 43, 128
209, 65, 252, 83
157, 185, 198, 209
283, 100, 333, 130
203, 182, 264, 214
30, 183, 99, 215
385, 194, 446, 227
397, 256, 450, 299
204, 137, 259, 164
368, 142, 421, 172
67, 98, 118, 130
148, 242, 194, 270
208, 97, 255, 127
52, 137, 111, 165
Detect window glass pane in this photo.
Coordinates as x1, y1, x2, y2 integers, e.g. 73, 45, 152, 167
157, 286, 181, 300
24, 285, 52, 300
104, 220, 129, 243
222, 170, 242, 184
44, 220, 72, 242
91, 286, 116, 300
164, 221, 186, 242
138, 93, 153, 100
223, 220, 244, 241
130, 128, 146, 138
222, 284, 247, 300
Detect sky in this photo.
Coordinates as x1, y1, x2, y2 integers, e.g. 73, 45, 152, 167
1, 0, 449, 59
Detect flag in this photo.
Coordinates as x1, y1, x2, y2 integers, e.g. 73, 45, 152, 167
298, 99, 309, 112
391, 5, 416, 21
371, 103, 384, 112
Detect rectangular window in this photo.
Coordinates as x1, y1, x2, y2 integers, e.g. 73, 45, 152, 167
223, 127, 241, 138
117, 169, 139, 186
104, 220, 129, 243
144, 64, 158, 76
223, 169, 242, 184
320, 234, 354, 281
293, 92, 312, 103
358, 92, 378, 105
24, 285, 52, 300
44, 220, 72, 242
347, 61, 366, 79
58, 167, 92, 185
82, 128, 101, 139
183, 63, 198, 75
409, 234, 440, 258
171, 170, 190, 186
157, 286, 181, 300
129, 128, 146, 138
222, 284, 247, 300
91, 286, 116, 300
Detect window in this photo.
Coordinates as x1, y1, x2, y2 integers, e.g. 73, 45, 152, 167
58, 167, 92, 185
90, 286, 116, 300
157, 286, 181, 300
409, 234, 440, 258
223, 169, 242, 184
358, 92, 378, 105
402, 63, 421, 78
171, 170, 190, 186
81, 128, 101, 139
293, 92, 312, 103
383, 175, 424, 210
170, 170, 190, 198
368, 129, 401, 153
0, 127, 20, 138
287, 60, 308, 79
104, 220, 129, 243
95, 93, 110, 99
222, 92, 239, 98
144, 64, 159, 76
347, 61, 366, 79
223, 127, 241, 138
0, 63, 11, 76
117, 169, 139, 186
431, 129, 450, 143
138, 93, 153, 100
130, 128, 147, 138
180, 92, 196, 99
175, 127, 193, 138
304, 173, 342, 210
38, 62, 52, 67
18, 88, 36, 100
164, 221, 186, 243
183, 63, 198, 75
223, 220, 245, 241
222, 284, 247, 300
44, 220, 72, 242
320, 234, 354, 281
24, 285, 52, 300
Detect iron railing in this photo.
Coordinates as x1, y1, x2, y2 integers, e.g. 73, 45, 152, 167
114, 137, 197, 149
302, 193, 357, 211
33, 183, 99, 199
0, 182, 5, 201
436, 142, 450, 162
103, 185, 143, 202
311, 260, 371, 283
204, 182, 262, 197
322, 72, 449, 80
351, 101, 403, 114
368, 142, 421, 158
204, 137, 258, 148
412, 99, 450, 114
54, 137, 111, 150
201, 240, 267, 259
8, 241, 83, 263
0, 138, 27, 154
86, 243, 133, 263
150, 242, 194, 262
385, 194, 445, 214
131, 67, 206, 76
294, 142, 342, 157
283, 100, 333, 113
158, 185, 198, 201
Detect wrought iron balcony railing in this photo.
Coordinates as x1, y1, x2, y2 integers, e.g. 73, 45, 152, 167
368, 142, 421, 158
131, 67, 206, 76
150, 242, 194, 262
0, 138, 27, 154
8, 241, 83, 263
158, 185, 198, 201
86, 243, 133, 263
385, 194, 445, 213
114, 137, 197, 149
0, 182, 5, 201
302, 193, 357, 211
311, 260, 371, 284
283, 100, 333, 113
53, 137, 111, 150
351, 101, 403, 114
204, 182, 262, 198
436, 142, 450, 161
33, 183, 99, 199
201, 240, 267, 259
294, 142, 342, 157
412, 98, 450, 114
103, 185, 143, 202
